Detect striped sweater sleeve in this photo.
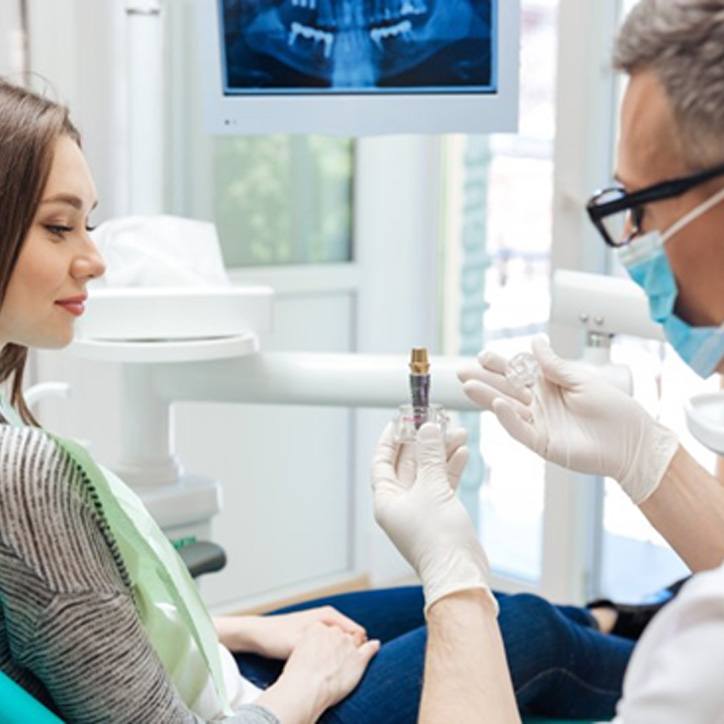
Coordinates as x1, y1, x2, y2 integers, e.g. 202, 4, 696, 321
0, 426, 278, 724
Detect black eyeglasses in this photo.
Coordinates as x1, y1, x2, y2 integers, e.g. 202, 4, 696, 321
586, 161, 724, 247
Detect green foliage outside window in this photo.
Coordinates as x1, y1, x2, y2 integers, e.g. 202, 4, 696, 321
213, 136, 354, 267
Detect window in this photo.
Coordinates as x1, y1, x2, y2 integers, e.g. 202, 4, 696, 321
211, 136, 354, 267
442, 0, 559, 583
600, 340, 719, 599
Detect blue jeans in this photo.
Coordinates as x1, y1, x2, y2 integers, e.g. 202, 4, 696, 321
234, 587, 634, 723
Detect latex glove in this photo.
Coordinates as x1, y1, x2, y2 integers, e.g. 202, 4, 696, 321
458, 335, 679, 504
395, 425, 470, 490
372, 422, 494, 614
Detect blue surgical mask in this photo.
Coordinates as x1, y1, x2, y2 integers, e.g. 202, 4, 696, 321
617, 185, 724, 379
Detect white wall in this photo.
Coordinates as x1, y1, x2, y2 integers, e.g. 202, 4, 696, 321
26, 0, 129, 221
174, 294, 357, 610
0, 1, 23, 77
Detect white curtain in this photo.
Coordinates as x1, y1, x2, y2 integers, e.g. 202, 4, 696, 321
0, 1, 24, 77
26, 0, 130, 221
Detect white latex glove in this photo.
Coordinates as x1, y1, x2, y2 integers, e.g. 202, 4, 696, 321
457, 335, 679, 505
395, 426, 470, 490
371, 422, 495, 614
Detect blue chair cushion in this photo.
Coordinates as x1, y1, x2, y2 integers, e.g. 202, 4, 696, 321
0, 671, 63, 723
524, 719, 599, 723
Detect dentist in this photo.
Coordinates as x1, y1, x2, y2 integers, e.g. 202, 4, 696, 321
373, 0, 724, 721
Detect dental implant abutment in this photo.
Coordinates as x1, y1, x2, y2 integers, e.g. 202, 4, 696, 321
409, 347, 431, 427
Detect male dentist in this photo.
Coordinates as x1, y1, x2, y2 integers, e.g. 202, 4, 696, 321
373, 1, 724, 721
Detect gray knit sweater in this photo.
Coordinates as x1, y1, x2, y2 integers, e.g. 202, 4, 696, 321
0, 424, 279, 723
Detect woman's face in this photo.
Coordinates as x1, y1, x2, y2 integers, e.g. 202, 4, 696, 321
0, 135, 105, 349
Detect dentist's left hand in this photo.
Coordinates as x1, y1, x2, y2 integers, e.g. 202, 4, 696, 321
372, 422, 495, 614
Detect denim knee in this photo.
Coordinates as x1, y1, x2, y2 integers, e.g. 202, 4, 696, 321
498, 593, 572, 667
503, 593, 562, 623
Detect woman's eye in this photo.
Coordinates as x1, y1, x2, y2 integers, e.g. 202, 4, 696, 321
45, 224, 73, 238
85, 224, 97, 233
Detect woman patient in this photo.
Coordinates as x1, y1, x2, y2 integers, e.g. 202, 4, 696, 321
1, 79, 653, 723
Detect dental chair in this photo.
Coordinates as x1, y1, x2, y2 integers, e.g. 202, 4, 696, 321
0, 669, 600, 724
0, 673, 600, 724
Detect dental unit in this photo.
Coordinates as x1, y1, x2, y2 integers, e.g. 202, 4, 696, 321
28, 268, 723, 544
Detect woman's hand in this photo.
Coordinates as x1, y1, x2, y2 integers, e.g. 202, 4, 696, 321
214, 606, 367, 659
283, 622, 380, 713
255, 622, 380, 724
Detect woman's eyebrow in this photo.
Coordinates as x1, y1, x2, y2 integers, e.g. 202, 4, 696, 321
40, 193, 98, 211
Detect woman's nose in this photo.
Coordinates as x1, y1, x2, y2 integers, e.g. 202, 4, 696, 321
88, 252, 107, 280
72, 243, 106, 281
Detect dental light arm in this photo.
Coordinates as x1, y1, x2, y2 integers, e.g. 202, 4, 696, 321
153, 352, 476, 411
551, 269, 664, 343
550, 270, 666, 395
153, 272, 659, 412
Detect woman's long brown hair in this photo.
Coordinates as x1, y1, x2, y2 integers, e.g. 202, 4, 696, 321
0, 80, 81, 425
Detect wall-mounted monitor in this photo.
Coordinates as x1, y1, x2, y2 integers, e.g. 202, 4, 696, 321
199, 0, 520, 135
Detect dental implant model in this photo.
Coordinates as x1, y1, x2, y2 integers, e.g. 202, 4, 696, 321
395, 347, 448, 442
505, 352, 540, 389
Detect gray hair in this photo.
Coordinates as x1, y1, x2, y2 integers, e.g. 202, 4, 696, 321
614, 0, 724, 168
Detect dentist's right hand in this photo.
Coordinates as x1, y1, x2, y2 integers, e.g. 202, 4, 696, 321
372, 422, 495, 615
458, 335, 680, 505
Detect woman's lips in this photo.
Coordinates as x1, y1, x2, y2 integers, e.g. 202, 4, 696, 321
55, 300, 86, 317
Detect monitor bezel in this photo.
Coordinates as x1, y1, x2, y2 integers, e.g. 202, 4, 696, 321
199, 0, 520, 136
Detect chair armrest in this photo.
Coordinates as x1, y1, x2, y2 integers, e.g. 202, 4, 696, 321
176, 541, 227, 579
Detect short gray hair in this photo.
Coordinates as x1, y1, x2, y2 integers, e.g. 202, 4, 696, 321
614, 0, 724, 168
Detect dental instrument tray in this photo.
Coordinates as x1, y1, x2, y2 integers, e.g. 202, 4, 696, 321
75, 286, 273, 342
685, 392, 724, 455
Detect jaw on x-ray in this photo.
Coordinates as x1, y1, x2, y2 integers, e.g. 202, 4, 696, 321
221, 0, 495, 92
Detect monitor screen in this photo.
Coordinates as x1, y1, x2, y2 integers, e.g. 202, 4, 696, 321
219, 0, 496, 96
200, 0, 518, 135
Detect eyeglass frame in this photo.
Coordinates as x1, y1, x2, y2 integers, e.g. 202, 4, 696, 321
586, 161, 724, 247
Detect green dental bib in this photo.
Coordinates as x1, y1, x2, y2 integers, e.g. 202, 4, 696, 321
0, 397, 232, 718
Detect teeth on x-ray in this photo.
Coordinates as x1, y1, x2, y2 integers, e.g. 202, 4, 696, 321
370, 19, 412, 50
232, 0, 491, 90
290, 0, 429, 29
288, 21, 335, 58
400, 0, 428, 17
316, 0, 335, 27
